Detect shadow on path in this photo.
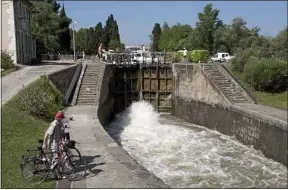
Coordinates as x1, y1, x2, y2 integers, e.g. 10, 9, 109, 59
72, 155, 106, 180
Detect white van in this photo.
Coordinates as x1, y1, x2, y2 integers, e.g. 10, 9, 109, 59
211, 52, 234, 63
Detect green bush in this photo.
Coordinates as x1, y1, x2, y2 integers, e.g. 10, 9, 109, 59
187, 50, 209, 63
165, 52, 173, 63
231, 48, 257, 72
165, 52, 183, 63
172, 52, 183, 63
1, 51, 14, 69
244, 58, 288, 92
13, 76, 64, 120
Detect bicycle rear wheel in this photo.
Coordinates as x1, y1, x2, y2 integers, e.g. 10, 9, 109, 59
61, 155, 87, 181
21, 157, 48, 184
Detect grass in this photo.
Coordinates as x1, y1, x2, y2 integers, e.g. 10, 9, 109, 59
1, 76, 64, 188
227, 63, 287, 110
1, 99, 55, 188
253, 91, 287, 110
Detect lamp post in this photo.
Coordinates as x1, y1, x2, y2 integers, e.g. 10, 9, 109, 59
72, 21, 77, 61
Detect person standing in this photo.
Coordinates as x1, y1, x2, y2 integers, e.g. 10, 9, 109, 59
183, 47, 188, 63
97, 44, 103, 60
82, 50, 85, 60
42, 111, 66, 179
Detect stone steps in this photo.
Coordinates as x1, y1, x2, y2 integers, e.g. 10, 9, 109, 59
202, 64, 249, 104
76, 64, 102, 105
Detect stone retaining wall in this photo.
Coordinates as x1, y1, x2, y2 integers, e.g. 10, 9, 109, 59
48, 64, 81, 104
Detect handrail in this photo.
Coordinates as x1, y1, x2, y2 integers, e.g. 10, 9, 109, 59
220, 64, 258, 104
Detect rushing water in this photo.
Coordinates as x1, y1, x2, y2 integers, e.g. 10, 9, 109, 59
106, 101, 287, 188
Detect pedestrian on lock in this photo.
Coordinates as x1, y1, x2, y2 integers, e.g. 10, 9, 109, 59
183, 47, 188, 63
98, 44, 103, 60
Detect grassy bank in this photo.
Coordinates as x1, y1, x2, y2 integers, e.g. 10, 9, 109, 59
228, 64, 287, 110
1, 76, 64, 188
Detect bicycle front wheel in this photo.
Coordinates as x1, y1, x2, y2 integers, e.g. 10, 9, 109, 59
21, 157, 48, 184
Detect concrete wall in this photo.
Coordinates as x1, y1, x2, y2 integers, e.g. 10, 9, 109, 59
173, 64, 230, 106
48, 64, 80, 104
97, 65, 116, 127
172, 63, 288, 167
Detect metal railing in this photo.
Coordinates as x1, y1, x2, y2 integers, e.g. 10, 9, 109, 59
103, 52, 175, 65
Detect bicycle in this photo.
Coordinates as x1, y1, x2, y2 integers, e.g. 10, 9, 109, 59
21, 125, 81, 167
20, 139, 86, 184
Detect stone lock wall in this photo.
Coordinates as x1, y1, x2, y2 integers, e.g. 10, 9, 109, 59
172, 63, 288, 167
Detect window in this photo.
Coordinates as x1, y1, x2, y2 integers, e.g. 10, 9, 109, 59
222, 54, 225, 58
226, 54, 228, 57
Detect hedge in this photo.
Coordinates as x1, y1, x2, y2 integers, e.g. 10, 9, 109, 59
165, 50, 209, 63
165, 52, 183, 63
187, 50, 209, 63
244, 58, 288, 92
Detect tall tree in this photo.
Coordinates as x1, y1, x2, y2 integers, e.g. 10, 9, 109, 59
31, 1, 62, 53
101, 14, 121, 50
59, 4, 72, 53
195, 3, 223, 54
151, 23, 162, 52
93, 22, 103, 52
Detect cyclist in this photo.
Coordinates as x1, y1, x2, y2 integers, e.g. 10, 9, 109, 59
42, 111, 66, 179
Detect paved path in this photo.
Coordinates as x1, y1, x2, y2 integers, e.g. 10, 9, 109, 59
62, 106, 167, 188
235, 103, 287, 122
1, 62, 74, 105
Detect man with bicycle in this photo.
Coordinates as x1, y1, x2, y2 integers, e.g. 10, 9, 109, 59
42, 111, 66, 179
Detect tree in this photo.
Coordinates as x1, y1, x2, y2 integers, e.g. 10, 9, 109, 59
158, 22, 192, 51
95, 22, 103, 50
101, 14, 121, 50
274, 28, 288, 60
44, 0, 61, 13
151, 23, 162, 52
59, 4, 72, 53
31, 1, 63, 53
194, 3, 223, 54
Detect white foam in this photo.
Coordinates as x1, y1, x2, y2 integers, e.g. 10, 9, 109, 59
106, 101, 287, 188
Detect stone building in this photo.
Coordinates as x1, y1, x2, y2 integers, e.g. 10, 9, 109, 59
1, 0, 36, 64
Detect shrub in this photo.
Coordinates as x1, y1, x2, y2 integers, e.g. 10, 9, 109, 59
1, 51, 14, 69
13, 76, 64, 120
231, 48, 258, 72
187, 50, 209, 63
172, 52, 183, 63
244, 58, 288, 92
165, 52, 173, 63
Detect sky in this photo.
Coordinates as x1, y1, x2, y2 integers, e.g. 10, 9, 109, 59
63, 1, 287, 45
